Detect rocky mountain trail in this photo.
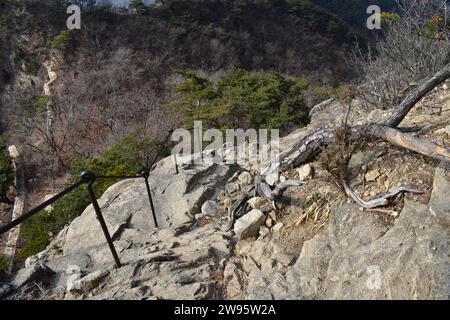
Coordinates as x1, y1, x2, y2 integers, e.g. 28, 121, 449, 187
4, 159, 240, 299
221, 158, 449, 300
2, 81, 449, 300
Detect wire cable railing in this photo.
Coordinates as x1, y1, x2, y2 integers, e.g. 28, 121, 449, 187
0, 130, 179, 268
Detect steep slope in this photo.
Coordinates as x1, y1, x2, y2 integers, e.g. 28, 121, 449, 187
0, 0, 364, 252
2, 81, 448, 300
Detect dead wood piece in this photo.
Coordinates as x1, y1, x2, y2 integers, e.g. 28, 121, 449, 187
238, 65, 448, 222
365, 124, 450, 162
384, 63, 450, 128
397, 125, 424, 133
222, 179, 305, 231
259, 179, 305, 210
267, 65, 450, 173
228, 190, 254, 221
341, 179, 424, 209
264, 180, 306, 201
269, 124, 450, 174
272, 128, 335, 173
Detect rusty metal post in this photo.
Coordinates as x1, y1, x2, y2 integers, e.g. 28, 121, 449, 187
141, 171, 158, 228
170, 130, 179, 174
81, 171, 122, 268
173, 152, 179, 174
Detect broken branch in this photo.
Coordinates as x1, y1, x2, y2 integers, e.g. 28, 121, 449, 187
384, 63, 450, 128
341, 179, 424, 209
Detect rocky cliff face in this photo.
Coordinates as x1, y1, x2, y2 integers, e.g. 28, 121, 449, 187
1, 82, 449, 300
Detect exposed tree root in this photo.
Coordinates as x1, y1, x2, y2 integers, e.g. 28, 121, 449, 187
341, 179, 424, 209
257, 64, 450, 211
221, 179, 305, 231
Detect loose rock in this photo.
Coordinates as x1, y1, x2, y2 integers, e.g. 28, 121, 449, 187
268, 211, 277, 222
259, 226, 270, 237
296, 164, 313, 180
272, 223, 284, 233
73, 269, 110, 294
238, 172, 253, 186
225, 183, 240, 196
265, 173, 279, 186
265, 217, 273, 228
234, 209, 266, 239
365, 170, 380, 182
247, 197, 267, 210
201, 200, 220, 216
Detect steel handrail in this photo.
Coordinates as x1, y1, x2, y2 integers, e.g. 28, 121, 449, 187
0, 180, 84, 235
0, 130, 179, 268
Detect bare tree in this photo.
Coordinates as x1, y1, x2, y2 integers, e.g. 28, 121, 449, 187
9, 46, 178, 180
353, 0, 448, 108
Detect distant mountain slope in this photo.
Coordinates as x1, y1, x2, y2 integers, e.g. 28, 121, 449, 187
0, 0, 365, 156
0, 0, 364, 85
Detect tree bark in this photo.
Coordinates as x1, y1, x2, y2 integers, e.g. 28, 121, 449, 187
365, 124, 450, 162
384, 63, 450, 127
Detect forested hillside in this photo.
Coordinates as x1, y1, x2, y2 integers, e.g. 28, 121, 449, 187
0, 0, 368, 261
311, 0, 398, 32
0, 0, 446, 272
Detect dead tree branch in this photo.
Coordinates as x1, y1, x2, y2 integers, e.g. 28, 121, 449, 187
263, 64, 450, 175
384, 63, 450, 127
341, 179, 424, 209
365, 124, 450, 162
256, 64, 450, 210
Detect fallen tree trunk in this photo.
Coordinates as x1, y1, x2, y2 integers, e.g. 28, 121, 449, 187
262, 128, 334, 174
263, 65, 450, 174
253, 65, 450, 214
365, 124, 450, 162
269, 124, 450, 174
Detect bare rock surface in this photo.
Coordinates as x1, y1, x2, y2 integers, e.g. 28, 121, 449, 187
224, 161, 449, 300
234, 209, 265, 240
9, 221, 235, 300
283, 182, 448, 299
4, 87, 449, 300
45, 161, 237, 267
11, 263, 55, 289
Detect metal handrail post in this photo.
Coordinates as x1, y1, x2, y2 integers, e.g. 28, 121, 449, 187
149, 130, 172, 169
141, 171, 158, 228
81, 171, 122, 268
170, 130, 179, 174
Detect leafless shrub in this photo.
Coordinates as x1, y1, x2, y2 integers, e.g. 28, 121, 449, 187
318, 104, 369, 184
353, 0, 448, 109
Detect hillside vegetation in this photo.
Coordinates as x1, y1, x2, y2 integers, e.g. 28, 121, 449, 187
0, 0, 446, 265
0, 0, 361, 260
311, 0, 398, 32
